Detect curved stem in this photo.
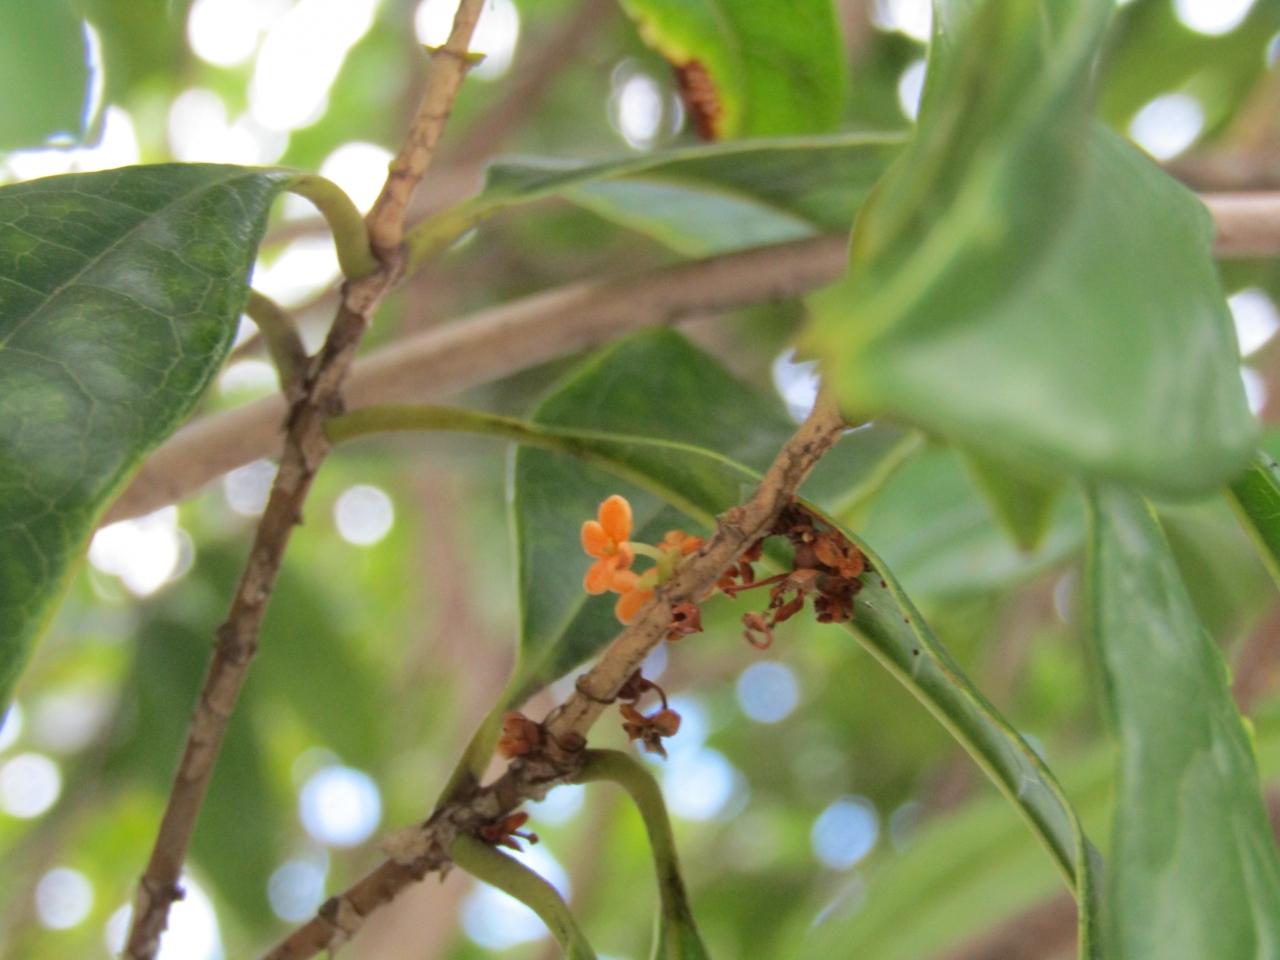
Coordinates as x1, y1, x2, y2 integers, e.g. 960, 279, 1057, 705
576, 750, 708, 953
323, 403, 749, 525
245, 290, 307, 394
449, 834, 597, 960
286, 174, 379, 279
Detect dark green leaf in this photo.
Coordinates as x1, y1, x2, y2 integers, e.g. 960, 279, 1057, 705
805, 1, 1255, 493
1086, 486, 1280, 958
962, 450, 1064, 551
1227, 447, 1280, 587
0, 164, 295, 705
411, 133, 905, 260
614, 0, 848, 138
857, 446, 1082, 600
0, 1, 90, 150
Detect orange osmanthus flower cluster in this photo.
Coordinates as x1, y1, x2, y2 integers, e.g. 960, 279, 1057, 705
581, 494, 702, 624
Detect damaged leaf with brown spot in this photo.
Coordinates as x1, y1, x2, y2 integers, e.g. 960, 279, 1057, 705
615, 0, 848, 138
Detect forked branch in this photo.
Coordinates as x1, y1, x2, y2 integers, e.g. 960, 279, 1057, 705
260, 393, 847, 959
120, 2, 487, 957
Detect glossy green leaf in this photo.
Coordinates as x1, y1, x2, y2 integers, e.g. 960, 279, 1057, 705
962, 450, 1063, 551
0, 1, 90, 150
1085, 486, 1280, 958
1227, 447, 1280, 587
805, 0, 1255, 494
504, 331, 1099, 948
857, 446, 1083, 601
1159, 497, 1274, 642
0, 164, 295, 705
409, 133, 905, 261
614, 0, 847, 138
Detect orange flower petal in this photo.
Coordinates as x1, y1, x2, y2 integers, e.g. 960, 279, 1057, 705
581, 520, 609, 558
598, 495, 632, 544
584, 558, 615, 594
615, 587, 655, 624
608, 568, 640, 593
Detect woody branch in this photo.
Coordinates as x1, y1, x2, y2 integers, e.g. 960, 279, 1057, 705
260, 392, 847, 960
120, 3, 486, 957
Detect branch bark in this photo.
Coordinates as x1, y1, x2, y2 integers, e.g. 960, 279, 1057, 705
106, 235, 845, 523
120, 3, 486, 957
259, 394, 847, 960
105, 191, 1280, 526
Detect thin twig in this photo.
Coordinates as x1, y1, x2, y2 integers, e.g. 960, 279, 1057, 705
443, 0, 612, 172
245, 290, 308, 400
119, 3, 487, 957
259, 394, 846, 959
365, 2, 486, 259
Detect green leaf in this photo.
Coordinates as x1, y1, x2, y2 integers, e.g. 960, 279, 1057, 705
962, 450, 1063, 551
1227, 447, 1280, 587
503, 331, 1099, 948
614, 0, 847, 138
409, 133, 905, 261
0, 1, 90, 150
857, 446, 1083, 601
804, 0, 1255, 493
0, 164, 295, 705
1085, 486, 1280, 958
806, 701, 1280, 960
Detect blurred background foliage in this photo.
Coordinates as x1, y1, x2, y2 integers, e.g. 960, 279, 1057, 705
1, 0, 1279, 958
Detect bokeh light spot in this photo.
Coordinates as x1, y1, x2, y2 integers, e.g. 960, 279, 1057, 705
663, 748, 737, 821
1174, 0, 1256, 36
811, 796, 879, 869
103, 877, 223, 960
250, 0, 380, 132
872, 0, 931, 41
36, 867, 93, 930
334, 485, 395, 546
223, 460, 278, 517
415, 0, 520, 80
529, 784, 585, 826
1241, 366, 1267, 416
1128, 93, 1204, 160
319, 142, 394, 212
187, 0, 265, 67
736, 661, 801, 724
772, 348, 820, 422
897, 59, 927, 121
89, 506, 183, 597
299, 765, 382, 846
1229, 287, 1280, 357
268, 858, 328, 922
0, 752, 61, 818
0, 703, 23, 753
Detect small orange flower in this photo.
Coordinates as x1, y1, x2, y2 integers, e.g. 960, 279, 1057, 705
659, 530, 702, 557
615, 584, 655, 624
582, 495, 634, 594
